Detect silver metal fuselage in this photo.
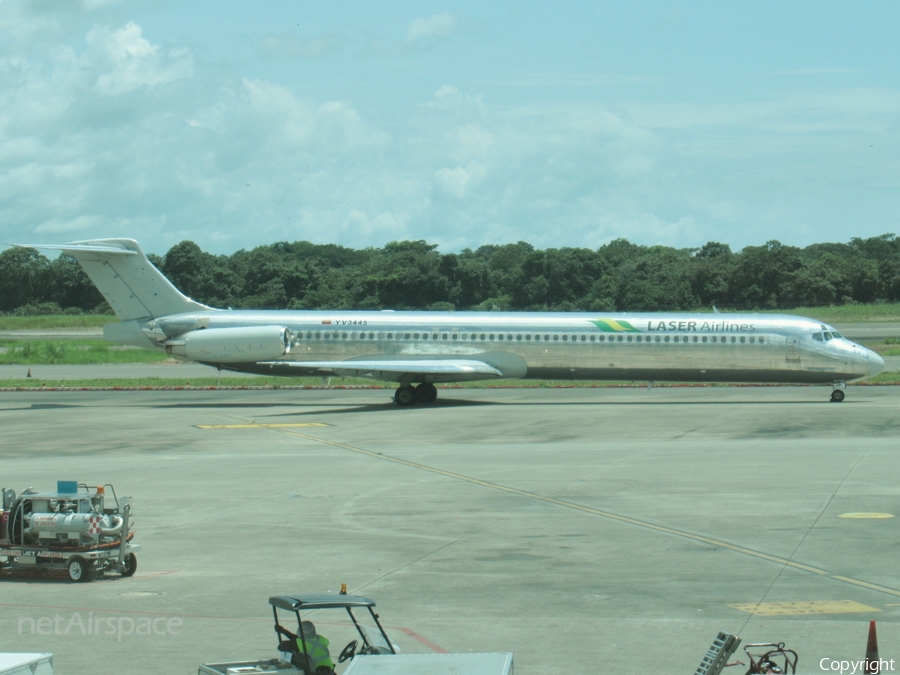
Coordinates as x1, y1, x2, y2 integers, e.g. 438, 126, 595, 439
134, 310, 884, 385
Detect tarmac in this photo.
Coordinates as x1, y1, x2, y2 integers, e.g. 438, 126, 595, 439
1, 385, 900, 675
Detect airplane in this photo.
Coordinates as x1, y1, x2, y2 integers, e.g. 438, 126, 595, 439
23, 238, 884, 406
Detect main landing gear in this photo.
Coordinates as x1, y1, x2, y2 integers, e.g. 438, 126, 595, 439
831, 382, 846, 403
394, 383, 438, 407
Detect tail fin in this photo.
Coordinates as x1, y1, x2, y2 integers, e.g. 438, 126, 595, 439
20, 238, 212, 321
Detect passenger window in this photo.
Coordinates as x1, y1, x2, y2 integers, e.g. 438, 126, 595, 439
589, 335, 595, 342
749, 337, 755, 343
452, 334, 458, 340
739, 336, 745, 343
498, 334, 504, 341
673, 336, 679, 343
664, 336, 670, 343
731, 336, 736, 343
480, 334, 486, 340
342, 332, 348, 339
525, 335, 531, 341
617, 335, 624, 342
760, 337, 765, 344
471, 334, 477, 340
516, 335, 522, 341
701, 336, 707, 343
655, 335, 661, 342
490, 334, 495, 340
387, 333, 393, 339
553, 335, 559, 341
562, 335, 568, 342
377, 332, 384, 339
441, 333, 448, 340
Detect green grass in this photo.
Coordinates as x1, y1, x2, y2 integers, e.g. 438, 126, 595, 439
0, 340, 170, 365
0, 315, 115, 330
767, 303, 900, 322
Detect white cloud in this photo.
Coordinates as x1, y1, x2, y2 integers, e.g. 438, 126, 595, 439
407, 12, 458, 44
2, 6, 899, 259
257, 34, 343, 59
87, 22, 193, 95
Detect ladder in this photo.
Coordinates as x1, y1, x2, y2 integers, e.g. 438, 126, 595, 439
694, 632, 742, 675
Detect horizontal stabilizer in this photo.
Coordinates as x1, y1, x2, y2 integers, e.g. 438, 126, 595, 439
17, 243, 137, 256
17, 238, 212, 321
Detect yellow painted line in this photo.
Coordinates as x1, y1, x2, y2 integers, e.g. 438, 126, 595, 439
838, 513, 895, 519
244, 425, 900, 599
729, 600, 881, 617
196, 423, 330, 430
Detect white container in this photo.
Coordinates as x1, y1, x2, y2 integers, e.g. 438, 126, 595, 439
0, 653, 53, 675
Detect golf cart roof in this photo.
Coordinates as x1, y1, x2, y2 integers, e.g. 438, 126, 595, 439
269, 594, 377, 611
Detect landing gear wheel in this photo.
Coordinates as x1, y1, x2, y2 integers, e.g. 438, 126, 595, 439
831, 389, 845, 402
394, 386, 417, 406
416, 382, 438, 404
67, 557, 91, 583
338, 639, 359, 663
121, 553, 137, 577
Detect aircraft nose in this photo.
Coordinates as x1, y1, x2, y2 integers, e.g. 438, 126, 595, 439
867, 350, 885, 378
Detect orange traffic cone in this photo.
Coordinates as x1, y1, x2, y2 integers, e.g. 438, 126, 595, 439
864, 621, 880, 674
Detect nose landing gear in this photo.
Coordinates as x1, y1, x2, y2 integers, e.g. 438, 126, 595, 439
831, 382, 846, 402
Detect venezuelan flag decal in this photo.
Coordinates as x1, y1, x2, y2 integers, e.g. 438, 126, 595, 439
590, 319, 641, 333
321, 319, 332, 325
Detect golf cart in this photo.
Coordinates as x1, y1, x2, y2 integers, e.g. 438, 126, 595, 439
199, 590, 513, 675
271, 593, 397, 672
198, 591, 395, 675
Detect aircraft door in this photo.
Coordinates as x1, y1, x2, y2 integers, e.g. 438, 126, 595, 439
786, 336, 801, 365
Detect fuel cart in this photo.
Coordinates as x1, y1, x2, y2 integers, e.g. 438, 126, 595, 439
0, 481, 139, 582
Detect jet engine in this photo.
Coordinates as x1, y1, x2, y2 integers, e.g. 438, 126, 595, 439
163, 326, 292, 363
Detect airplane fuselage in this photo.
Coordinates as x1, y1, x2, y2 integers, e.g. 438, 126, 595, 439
124, 309, 882, 385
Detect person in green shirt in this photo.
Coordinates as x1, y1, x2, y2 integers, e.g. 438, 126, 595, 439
297, 621, 335, 674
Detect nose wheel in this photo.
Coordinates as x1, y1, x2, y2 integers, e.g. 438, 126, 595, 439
830, 389, 845, 402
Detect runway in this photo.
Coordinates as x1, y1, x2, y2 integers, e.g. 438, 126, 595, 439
1, 386, 899, 674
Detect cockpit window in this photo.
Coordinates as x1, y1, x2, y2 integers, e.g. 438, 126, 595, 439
831, 331, 843, 339
812, 332, 824, 341
823, 332, 833, 340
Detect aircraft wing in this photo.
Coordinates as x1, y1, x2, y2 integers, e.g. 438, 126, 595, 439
257, 358, 504, 379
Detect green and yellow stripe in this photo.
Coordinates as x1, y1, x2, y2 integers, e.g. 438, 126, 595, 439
590, 319, 641, 333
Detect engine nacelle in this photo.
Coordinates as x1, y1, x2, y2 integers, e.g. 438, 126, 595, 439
164, 326, 291, 363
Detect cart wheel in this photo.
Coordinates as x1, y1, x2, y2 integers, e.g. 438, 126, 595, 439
121, 553, 137, 577
67, 557, 91, 583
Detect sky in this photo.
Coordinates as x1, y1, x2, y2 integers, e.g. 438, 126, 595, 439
2, 0, 900, 257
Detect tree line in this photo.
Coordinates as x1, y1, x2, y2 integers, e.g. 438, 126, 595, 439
2, 234, 900, 315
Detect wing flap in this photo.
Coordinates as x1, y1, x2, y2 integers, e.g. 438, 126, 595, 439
258, 359, 503, 378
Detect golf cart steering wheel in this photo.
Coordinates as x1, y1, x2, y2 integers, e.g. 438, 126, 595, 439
338, 640, 358, 663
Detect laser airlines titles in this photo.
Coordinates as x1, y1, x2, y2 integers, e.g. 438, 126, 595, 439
646, 320, 756, 333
